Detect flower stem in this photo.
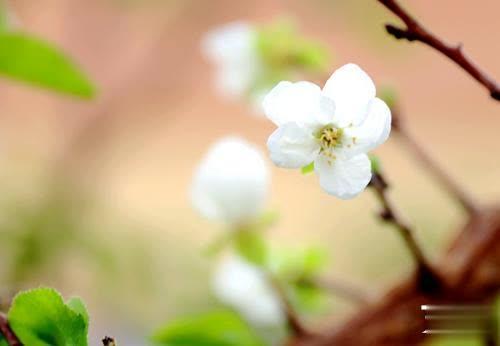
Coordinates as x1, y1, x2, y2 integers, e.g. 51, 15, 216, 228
269, 276, 312, 338
369, 172, 441, 292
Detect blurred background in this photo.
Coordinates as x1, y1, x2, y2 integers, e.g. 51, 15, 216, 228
0, 0, 499, 344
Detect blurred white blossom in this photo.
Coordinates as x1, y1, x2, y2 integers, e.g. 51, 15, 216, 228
263, 63, 391, 199
202, 21, 262, 99
190, 137, 269, 225
212, 255, 285, 327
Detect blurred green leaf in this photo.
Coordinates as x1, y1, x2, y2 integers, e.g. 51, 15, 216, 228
272, 246, 328, 280
7, 287, 88, 346
378, 86, 398, 110
0, 33, 95, 98
424, 336, 482, 346
0, 1, 8, 32
151, 310, 264, 346
271, 246, 329, 314
301, 162, 314, 175
289, 280, 328, 313
233, 229, 268, 267
256, 20, 329, 74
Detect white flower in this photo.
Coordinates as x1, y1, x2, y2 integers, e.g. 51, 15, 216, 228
263, 63, 391, 199
190, 137, 269, 225
212, 255, 285, 327
202, 21, 262, 99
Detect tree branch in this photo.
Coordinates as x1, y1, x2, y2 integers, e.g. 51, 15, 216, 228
289, 207, 500, 346
378, 0, 500, 101
391, 106, 479, 215
0, 313, 21, 346
369, 172, 441, 293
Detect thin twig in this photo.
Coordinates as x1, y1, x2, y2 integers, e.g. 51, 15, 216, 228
378, 0, 500, 101
369, 172, 441, 293
391, 107, 479, 215
298, 278, 371, 305
270, 276, 312, 338
0, 313, 21, 346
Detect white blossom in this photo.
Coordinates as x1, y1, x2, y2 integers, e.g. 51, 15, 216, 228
263, 63, 391, 199
202, 21, 262, 99
212, 255, 285, 327
190, 137, 269, 225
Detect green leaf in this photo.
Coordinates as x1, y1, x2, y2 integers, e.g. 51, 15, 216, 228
7, 287, 88, 346
66, 297, 89, 329
151, 310, 264, 346
0, 33, 95, 98
233, 229, 268, 267
369, 154, 381, 174
301, 162, 314, 175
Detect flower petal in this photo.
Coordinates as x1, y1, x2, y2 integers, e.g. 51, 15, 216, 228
213, 255, 285, 327
267, 123, 320, 169
263, 81, 333, 126
202, 22, 261, 97
338, 97, 392, 158
191, 137, 269, 224
322, 63, 376, 126
314, 153, 372, 199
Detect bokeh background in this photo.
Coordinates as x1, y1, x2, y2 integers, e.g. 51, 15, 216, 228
0, 0, 499, 344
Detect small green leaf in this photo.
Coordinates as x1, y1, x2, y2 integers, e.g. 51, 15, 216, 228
233, 229, 267, 267
151, 310, 264, 346
301, 162, 314, 175
378, 86, 398, 110
369, 154, 381, 174
0, 33, 95, 98
7, 287, 88, 346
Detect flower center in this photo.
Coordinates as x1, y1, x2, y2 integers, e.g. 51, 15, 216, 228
318, 125, 343, 151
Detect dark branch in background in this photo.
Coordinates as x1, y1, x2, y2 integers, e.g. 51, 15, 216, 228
369, 172, 441, 293
0, 313, 21, 346
391, 107, 479, 215
378, 0, 500, 101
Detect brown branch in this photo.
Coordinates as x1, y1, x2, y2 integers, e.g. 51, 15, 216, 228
378, 0, 500, 101
0, 313, 21, 346
289, 207, 500, 346
369, 172, 441, 293
391, 107, 479, 215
